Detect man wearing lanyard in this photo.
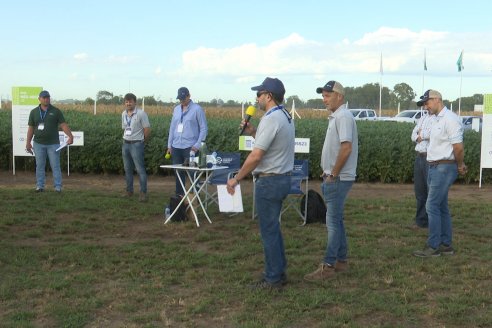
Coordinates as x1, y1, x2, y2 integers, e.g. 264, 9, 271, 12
121, 93, 151, 202
226, 77, 295, 290
166, 87, 208, 196
26, 90, 73, 192
304, 80, 358, 282
413, 89, 466, 257
410, 110, 434, 229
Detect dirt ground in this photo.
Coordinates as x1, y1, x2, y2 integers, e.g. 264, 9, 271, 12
1, 171, 491, 202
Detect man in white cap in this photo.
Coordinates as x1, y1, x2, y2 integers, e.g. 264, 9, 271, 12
413, 89, 467, 257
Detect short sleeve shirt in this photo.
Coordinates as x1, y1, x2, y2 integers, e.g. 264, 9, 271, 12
28, 105, 66, 145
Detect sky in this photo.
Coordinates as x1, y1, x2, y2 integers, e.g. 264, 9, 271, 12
2, 0, 492, 105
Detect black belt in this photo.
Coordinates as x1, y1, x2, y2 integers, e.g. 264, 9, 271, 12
416, 152, 427, 157
124, 139, 143, 144
428, 160, 456, 166
253, 172, 292, 179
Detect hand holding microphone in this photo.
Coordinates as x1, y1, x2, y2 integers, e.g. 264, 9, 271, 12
240, 105, 256, 135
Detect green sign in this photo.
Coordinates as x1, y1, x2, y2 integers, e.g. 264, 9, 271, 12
484, 94, 492, 115
12, 86, 42, 106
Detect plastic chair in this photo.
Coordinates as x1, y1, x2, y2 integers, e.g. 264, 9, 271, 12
251, 159, 309, 225
279, 159, 309, 225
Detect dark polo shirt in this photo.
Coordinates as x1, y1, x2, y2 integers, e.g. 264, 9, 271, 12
28, 104, 66, 145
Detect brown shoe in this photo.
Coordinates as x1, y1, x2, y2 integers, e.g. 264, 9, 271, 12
139, 192, 148, 202
122, 191, 133, 198
335, 260, 349, 273
304, 263, 335, 282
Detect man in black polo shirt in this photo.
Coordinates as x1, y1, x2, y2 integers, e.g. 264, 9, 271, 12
26, 90, 73, 192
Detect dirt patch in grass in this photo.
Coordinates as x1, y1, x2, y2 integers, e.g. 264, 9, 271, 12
1, 170, 490, 202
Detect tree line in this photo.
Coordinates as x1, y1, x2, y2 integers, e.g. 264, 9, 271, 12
78, 83, 482, 111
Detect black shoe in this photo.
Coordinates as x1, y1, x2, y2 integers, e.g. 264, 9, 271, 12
439, 244, 455, 256
35, 187, 44, 193
248, 279, 284, 290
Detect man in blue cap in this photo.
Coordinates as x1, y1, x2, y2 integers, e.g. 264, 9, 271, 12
166, 87, 208, 196
25, 90, 73, 192
226, 77, 295, 290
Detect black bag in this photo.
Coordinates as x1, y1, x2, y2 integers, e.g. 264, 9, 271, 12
300, 190, 327, 224
170, 195, 188, 222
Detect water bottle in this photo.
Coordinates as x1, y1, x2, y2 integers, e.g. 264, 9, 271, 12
210, 151, 218, 168
199, 140, 208, 168
189, 150, 196, 167
164, 206, 170, 220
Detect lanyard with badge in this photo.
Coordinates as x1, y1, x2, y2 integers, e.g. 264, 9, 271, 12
125, 110, 135, 136
176, 107, 189, 133
38, 106, 48, 130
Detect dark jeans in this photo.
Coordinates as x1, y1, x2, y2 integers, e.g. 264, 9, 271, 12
413, 155, 429, 227
172, 147, 192, 196
255, 175, 290, 284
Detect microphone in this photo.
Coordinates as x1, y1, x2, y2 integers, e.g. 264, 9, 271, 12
240, 106, 256, 135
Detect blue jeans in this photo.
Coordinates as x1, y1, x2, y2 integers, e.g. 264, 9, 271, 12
122, 141, 147, 193
255, 175, 290, 284
414, 155, 429, 227
33, 142, 62, 189
322, 178, 354, 266
171, 147, 192, 196
426, 163, 457, 249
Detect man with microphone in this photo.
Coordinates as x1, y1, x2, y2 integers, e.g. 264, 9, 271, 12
227, 77, 295, 290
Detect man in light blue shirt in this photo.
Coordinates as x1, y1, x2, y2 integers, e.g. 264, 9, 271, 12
166, 87, 208, 196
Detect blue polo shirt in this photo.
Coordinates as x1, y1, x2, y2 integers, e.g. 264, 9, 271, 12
168, 100, 208, 150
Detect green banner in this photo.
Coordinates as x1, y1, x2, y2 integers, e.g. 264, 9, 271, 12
12, 86, 42, 105
484, 94, 492, 115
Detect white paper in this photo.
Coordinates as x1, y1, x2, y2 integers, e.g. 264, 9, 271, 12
217, 184, 243, 212
56, 141, 68, 152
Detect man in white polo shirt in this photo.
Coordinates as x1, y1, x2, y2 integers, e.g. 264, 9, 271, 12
413, 89, 467, 257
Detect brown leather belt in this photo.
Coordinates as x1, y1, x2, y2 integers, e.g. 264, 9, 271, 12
124, 139, 143, 144
416, 152, 427, 157
428, 160, 456, 166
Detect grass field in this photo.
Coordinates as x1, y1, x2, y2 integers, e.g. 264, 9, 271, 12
1, 176, 491, 327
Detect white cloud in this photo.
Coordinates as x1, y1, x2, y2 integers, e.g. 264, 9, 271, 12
73, 53, 89, 61
176, 28, 492, 80
154, 66, 162, 76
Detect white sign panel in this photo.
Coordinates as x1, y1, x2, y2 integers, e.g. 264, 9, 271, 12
480, 94, 492, 168
239, 136, 310, 153
12, 86, 42, 157
59, 131, 84, 146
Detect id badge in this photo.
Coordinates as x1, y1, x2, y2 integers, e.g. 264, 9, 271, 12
177, 123, 184, 133
125, 127, 132, 136
38, 123, 45, 131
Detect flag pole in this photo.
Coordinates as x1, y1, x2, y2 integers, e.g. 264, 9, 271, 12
458, 71, 463, 116
379, 52, 382, 118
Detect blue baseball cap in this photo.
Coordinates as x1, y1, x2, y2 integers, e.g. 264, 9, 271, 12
39, 90, 50, 98
176, 87, 190, 100
251, 77, 285, 98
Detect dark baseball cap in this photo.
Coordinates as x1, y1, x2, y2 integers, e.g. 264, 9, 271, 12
39, 90, 50, 98
251, 77, 285, 98
416, 89, 442, 106
176, 87, 190, 100
316, 81, 345, 95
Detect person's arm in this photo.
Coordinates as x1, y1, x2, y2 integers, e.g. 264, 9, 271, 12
453, 143, 467, 175
195, 107, 208, 150
25, 126, 35, 154
411, 123, 420, 143
226, 148, 265, 195
60, 123, 74, 145
143, 127, 151, 142
330, 141, 352, 178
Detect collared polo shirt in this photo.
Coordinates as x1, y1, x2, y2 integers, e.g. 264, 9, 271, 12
121, 108, 150, 141
427, 107, 463, 161
28, 104, 66, 145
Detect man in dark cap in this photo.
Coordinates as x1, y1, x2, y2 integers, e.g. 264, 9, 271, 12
226, 77, 295, 290
166, 87, 208, 196
304, 80, 358, 282
25, 90, 73, 192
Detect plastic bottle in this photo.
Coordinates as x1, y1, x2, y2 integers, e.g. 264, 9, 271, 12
199, 141, 208, 168
189, 150, 196, 167
164, 206, 170, 220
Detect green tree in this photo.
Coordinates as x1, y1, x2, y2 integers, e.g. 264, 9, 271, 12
391, 83, 416, 110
